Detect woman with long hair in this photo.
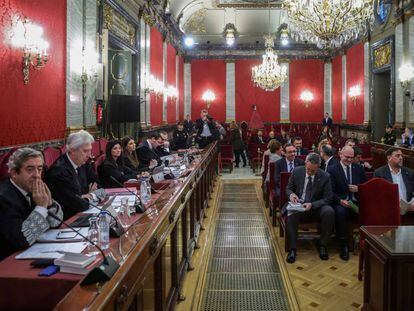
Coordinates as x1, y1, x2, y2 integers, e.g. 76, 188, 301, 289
230, 121, 247, 168
121, 136, 140, 171
318, 126, 333, 144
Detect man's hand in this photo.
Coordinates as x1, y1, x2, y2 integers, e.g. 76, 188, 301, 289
289, 193, 299, 203
340, 199, 351, 208
32, 179, 49, 207
348, 185, 358, 193
149, 159, 158, 169
81, 193, 93, 200
89, 182, 98, 192
302, 203, 312, 211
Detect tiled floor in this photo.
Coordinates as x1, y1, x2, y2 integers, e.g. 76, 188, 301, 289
221, 165, 262, 180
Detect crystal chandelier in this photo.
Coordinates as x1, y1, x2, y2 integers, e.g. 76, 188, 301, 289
283, 0, 374, 49
251, 1, 287, 92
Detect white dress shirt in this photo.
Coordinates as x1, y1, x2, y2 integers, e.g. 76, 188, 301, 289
389, 165, 407, 201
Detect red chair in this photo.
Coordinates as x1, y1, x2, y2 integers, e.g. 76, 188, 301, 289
42, 147, 61, 169
99, 138, 108, 155
357, 178, 400, 280
0, 149, 16, 181
268, 162, 277, 224
220, 144, 234, 173
93, 154, 106, 175
262, 154, 270, 203
248, 143, 266, 173
91, 141, 100, 159
60, 145, 66, 155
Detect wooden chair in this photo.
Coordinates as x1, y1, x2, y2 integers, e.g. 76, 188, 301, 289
99, 138, 108, 155
91, 141, 101, 159
248, 143, 266, 173
220, 144, 234, 173
42, 147, 61, 169
93, 154, 106, 176
358, 178, 400, 280
268, 162, 277, 224
262, 154, 269, 203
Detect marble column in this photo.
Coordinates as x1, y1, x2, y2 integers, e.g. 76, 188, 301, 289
145, 23, 151, 126
139, 18, 147, 126
226, 61, 236, 122
395, 23, 404, 125
280, 62, 290, 122
184, 62, 192, 117
342, 54, 347, 122
324, 61, 332, 115
408, 17, 414, 125
176, 55, 180, 121
162, 40, 168, 123
363, 41, 370, 124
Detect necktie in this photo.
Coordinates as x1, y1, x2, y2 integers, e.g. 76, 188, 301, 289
346, 165, 351, 184
304, 176, 313, 202
26, 193, 35, 209
288, 162, 293, 172
297, 148, 301, 156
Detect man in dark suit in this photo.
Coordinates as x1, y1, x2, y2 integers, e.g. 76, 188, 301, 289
327, 146, 366, 260
322, 112, 333, 128
155, 131, 171, 157
374, 147, 414, 211
293, 136, 309, 156
285, 153, 335, 263
195, 109, 218, 148
137, 132, 163, 169
45, 130, 99, 220
183, 114, 194, 134
320, 144, 338, 172
251, 130, 267, 144
0, 148, 63, 260
274, 143, 305, 194
401, 127, 414, 148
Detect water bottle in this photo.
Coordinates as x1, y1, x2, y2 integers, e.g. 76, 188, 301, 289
140, 177, 151, 204
87, 217, 100, 256
98, 211, 110, 250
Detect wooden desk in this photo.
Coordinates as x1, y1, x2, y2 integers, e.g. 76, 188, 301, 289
371, 142, 414, 170
0, 142, 218, 311
361, 226, 414, 311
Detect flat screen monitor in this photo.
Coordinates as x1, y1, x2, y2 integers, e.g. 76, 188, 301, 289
108, 95, 140, 123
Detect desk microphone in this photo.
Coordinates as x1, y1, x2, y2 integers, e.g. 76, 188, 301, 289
47, 211, 119, 286
78, 196, 124, 238
109, 176, 146, 213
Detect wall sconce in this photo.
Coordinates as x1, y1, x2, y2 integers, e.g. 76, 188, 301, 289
348, 85, 361, 107
202, 90, 215, 109
280, 28, 290, 46
8, 15, 49, 85
399, 63, 414, 90
300, 90, 314, 108
223, 23, 237, 46
166, 85, 178, 102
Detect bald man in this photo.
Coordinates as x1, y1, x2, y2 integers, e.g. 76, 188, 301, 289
327, 146, 366, 260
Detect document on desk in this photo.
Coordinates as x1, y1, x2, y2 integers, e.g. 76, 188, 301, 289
37, 228, 89, 243
15, 242, 88, 259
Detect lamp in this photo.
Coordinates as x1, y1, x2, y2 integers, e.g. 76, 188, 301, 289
202, 90, 215, 109
8, 15, 49, 85
223, 23, 237, 46
348, 85, 361, 107
166, 85, 178, 102
399, 63, 414, 90
300, 90, 314, 108
280, 27, 290, 46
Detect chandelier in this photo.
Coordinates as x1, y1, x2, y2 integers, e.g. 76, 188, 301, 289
283, 0, 374, 49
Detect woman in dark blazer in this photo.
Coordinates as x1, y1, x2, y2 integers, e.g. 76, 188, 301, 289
230, 121, 247, 167
98, 140, 138, 188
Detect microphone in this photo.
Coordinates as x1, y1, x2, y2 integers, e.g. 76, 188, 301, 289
109, 176, 146, 213
47, 211, 119, 286
80, 196, 124, 238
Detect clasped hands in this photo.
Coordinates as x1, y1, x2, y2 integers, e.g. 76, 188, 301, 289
289, 193, 312, 211
81, 182, 98, 201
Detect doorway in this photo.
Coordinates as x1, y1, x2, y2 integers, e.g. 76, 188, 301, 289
372, 71, 392, 141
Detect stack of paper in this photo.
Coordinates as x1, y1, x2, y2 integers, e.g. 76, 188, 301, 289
15, 242, 88, 259
55, 253, 96, 275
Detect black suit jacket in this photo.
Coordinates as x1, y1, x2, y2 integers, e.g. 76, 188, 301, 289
321, 156, 339, 172
251, 136, 267, 144
322, 117, 333, 127
195, 117, 215, 137
45, 154, 98, 220
374, 165, 414, 201
402, 136, 414, 148
137, 140, 162, 169
284, 166, 333, 214
98, 159, 137, 188
0, 179, 37, 260
275, 157, 305, 188
183, 120, 194, 133
327, 162, 366, 204
172, 130, 189, 150
296, 148, 309, 156
155, 146, 170, 157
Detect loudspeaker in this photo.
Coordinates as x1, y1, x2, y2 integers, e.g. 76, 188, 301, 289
108, 95, 141, 123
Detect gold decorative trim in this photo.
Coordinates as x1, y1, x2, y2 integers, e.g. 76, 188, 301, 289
373, 41, 391, 70
183, 9, 207, 34
280, 119, 290, 123
104, 3, 136, 46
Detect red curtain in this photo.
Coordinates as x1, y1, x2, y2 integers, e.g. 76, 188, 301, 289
332, 55, 342, 123
149, 27, 163, 125
235, 60, 280, 123
0, 0, 66, 147
346, 43, 364, 124
289, 59, 324, 123
191, 60, 226, 122
166, 44, 176, 124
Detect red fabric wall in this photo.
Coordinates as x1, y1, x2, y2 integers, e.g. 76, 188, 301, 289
332, 55, 342, 123
149, 27, 163, 125
235, 60, 280, 123
178, 57, 184, 121
0, 0, 66, 147
289, 59, 324, 123
346, 43, 364, 124
191, 60, 226, 122
166, 44, 176, 123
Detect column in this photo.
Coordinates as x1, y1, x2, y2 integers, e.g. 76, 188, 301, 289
184, 61, 191, 117
162, 40, 168, 123
324, 60, 332, 115
176, 54, 180, 122
280, 62, 290, 122
408, 17, 414, 125
225, 61, 236, 122
342, 54, 347, 122
139, 18, 147, 126
364, 41, 370, 124
395, 23, 404, 125
145, 23, 151, 126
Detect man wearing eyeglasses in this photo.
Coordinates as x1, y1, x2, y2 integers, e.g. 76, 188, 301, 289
327, 146, 366, 261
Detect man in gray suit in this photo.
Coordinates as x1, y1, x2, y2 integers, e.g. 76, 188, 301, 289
285, 153, 335, 263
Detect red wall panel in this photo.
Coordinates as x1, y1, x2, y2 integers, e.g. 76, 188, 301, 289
149, 27, 163, 125
332, 55, 342, 123
179, 57, 184, 121
235, 60, 280, 123
0, 0, 66, 147
166, 44, 176, 124
289, 59, 324, 123
191, 60, 226, 122
346, 43, 364, 124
